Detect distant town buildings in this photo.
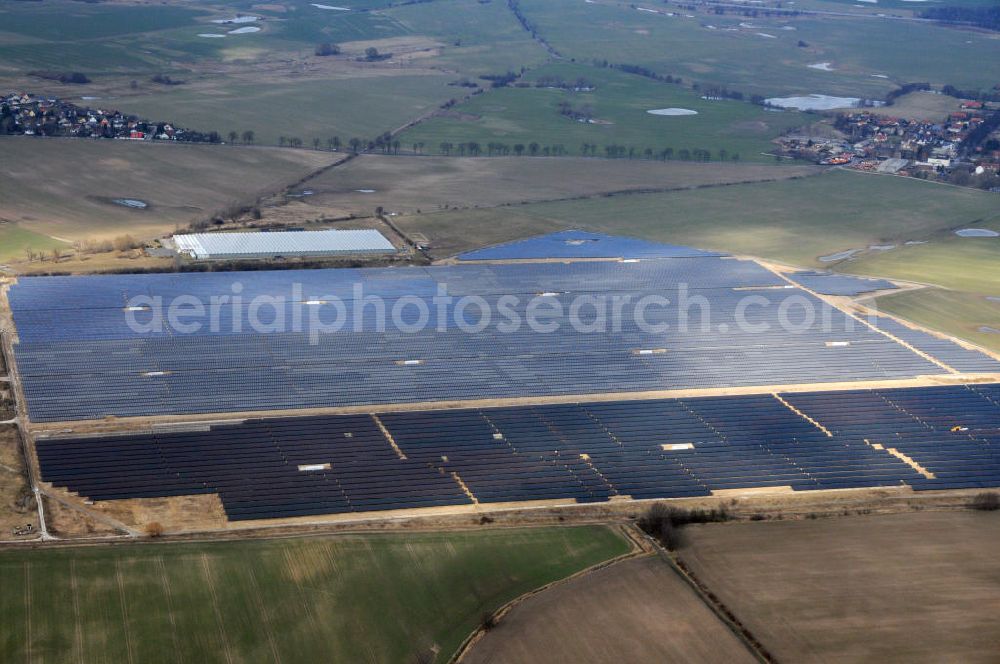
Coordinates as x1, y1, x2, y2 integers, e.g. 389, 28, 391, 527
773, 103, 1000, 187
1, 92, 220, 142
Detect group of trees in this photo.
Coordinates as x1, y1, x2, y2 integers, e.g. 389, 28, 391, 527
594, 61, 683, 87
883, 82, 931, 106
556, 100, 593, 122
28, 71, 90, 84
438, 141, 569, 157
921, 6, 1000, 32
598, 145, 736, 161
433, 141, 740, 161
507, 0, 559, 56
534, 75, 594, 90
361, 47, 391, 62
637, 503, 731, 551
263, 132, 743, 161
479, 71, 520, 88
941, 84, 1000, 103
314, 42, 340, 57
150, 73, 184, 86
225, 130, 256, 145
22, 234, 143, 264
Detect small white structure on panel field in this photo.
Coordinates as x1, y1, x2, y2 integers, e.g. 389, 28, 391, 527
173, 229, 396, 260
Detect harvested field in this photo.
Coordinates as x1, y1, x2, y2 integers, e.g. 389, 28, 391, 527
463, 555, 756, 664
291, 155, 817, 217
0, 525, 629, 663
0, 137, 338, 243
681, 512, 1000, 663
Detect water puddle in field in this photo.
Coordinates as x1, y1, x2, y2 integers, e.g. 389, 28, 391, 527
356, 189, 376, 193
212, 15, 259, 23
112, 198, 148, 209
765, 94, 865, 110
228, 26, 261, 34
955, 228, 999, 237
819, 249, 861, 262
979, 326, 1000, 334
808, 62, 835, 71
647, 108, 698, 116
311, 3, 351, 9
198, 33, 227, 38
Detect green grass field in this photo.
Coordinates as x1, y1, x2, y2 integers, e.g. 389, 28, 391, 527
0, 0, 411, 75
874, 289, 1000, 353
400, 63, 806, 161
0, 526, 628, 664
114, 73, 457, 147
387, 0, 550, 74
0, 225, 69, 263
397, 170, 1000, 264
843, 223, 1000, 351
514, 0, 1000, 97
0, 2, 205, 41
846, 225, 1000, 293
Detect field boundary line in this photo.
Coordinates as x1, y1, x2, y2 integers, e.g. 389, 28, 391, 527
450, 523, 646, 663
282, 548, 322, 634
71, 559, 84, 664
645, 534, 775, 664
246, 564, 283, 664
24, 560, 31, 664
201, 553, 236, 664
116, 559, 136, 664
156, 556, 183, 663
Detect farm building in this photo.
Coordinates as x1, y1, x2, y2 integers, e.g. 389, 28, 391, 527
173, 229, 396, 260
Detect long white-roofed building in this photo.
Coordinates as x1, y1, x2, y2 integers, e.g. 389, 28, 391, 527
173, 228, 396, 260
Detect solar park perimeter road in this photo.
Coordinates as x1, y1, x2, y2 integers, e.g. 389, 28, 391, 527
0, 526, 630, 664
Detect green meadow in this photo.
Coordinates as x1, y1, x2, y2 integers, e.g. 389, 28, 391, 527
0, 526, 628, 664
401, 63, 806, 161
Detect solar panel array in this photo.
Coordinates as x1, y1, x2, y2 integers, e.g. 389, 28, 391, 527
13, 256, 963, 421
871, 317, 1000, 373
456, 230, 726, 261
37, 384, 1000, 520
785, 271, 897, 296
783, 384, 1000, 491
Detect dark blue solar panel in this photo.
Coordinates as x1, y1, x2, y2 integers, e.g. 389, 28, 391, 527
36, 384, 1000, 521
6, 250, 960, 422
456, 230, 726, 260
785, 271, 897, 296
872, 317, 1000, 373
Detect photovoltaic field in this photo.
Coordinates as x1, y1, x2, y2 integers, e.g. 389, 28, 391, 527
35, 384, 1000, 521
11, 234, 1000, 422
10, 233, 1000, 521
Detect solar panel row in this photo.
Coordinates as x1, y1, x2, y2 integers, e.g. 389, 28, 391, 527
13, 253, 999, 422
37, 384, 1000, 521
871, 317, 1000, 374
456, 230, 726, 261
785, 271, 897, 296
